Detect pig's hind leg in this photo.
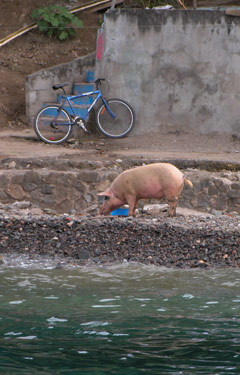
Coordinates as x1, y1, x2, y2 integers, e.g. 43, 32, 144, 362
165, 181, 184, 217
167, 196, 178, 217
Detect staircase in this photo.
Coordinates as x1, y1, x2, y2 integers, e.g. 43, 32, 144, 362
56, 70, 95, 122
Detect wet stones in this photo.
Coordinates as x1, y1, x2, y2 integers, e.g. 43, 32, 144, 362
0, 214, 239, 269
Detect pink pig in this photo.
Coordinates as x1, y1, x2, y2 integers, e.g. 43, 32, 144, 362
98, 163, 193, 216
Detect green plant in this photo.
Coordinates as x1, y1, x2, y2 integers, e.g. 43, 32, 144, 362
31, 5, 83, 41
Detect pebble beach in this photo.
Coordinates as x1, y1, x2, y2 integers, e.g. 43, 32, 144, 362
0, 209, 239, 269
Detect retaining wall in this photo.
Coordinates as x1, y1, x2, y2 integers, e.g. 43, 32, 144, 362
0, 159, 240, 215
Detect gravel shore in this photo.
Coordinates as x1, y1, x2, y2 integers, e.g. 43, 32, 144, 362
0, 212, 239, 269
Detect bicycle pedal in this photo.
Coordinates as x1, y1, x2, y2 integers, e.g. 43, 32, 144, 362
75, 117, 88, 131
81, 125, 88, 132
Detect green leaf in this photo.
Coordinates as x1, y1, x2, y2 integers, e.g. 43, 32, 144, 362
59, 6, 70, 16
51, 15, 60, 27
58, 16, 68, 27
31, 4, 82, 40
47, 28, 54, 37
58, 30, 68, 41
31, 9, 41, 18
63, 12, 73, 21
73, 18, 83, 28
42, 13, 51, 23
38, 20, 49, 32
68, 28, 76, 37
49, 5, 56, 12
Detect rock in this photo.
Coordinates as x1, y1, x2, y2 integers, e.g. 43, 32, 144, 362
82, 204, 98, 213
211, 209, 223, 216
143, 204, 168, 215
77, 250, 90, 260
177, 207, 213, 217
12, 201, 31, 209
7, 161, 16, 169
0, 215, 240, 268
43, 208, 57, 215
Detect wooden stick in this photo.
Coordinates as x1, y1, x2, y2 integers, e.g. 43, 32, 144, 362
177, 0, 187, 9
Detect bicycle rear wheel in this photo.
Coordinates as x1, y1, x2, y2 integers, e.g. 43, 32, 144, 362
96, 99, 134, 138
34, 105, 73, 145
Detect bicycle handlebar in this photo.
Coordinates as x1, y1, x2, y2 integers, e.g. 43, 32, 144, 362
95, 78, 105, 90
52, 79, 105, 92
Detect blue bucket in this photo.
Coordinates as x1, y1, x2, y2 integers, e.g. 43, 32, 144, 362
110, 208, 129, 216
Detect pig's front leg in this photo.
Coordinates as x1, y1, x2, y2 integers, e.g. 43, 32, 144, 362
126, 195, 137, 216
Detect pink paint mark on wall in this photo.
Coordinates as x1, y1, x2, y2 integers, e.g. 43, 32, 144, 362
96, 31, 104, 61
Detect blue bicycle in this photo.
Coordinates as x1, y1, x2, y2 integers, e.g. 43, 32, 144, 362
33, 78, 135, 145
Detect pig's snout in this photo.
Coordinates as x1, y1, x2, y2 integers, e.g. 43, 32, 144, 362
100, 207, 110, 215
98, 195, 107, 205
98, 195, 111, 215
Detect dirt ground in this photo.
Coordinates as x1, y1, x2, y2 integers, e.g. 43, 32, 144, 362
0, 126, 239, 164
0, 0, 101, 129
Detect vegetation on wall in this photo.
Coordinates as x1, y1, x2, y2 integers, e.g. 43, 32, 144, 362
127, 0, 240, 8
31, 5, 83, 41
127, 0, 183, 9
145, 0, 179, 7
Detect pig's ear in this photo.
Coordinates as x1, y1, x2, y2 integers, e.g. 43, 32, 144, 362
97, 191, 114, 197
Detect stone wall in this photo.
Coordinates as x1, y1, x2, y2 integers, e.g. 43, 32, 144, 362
181, 169, 240, 214
0, 158, 240, 215
95, 9, 240, 135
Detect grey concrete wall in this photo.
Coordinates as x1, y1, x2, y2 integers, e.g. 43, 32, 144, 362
25, 52, 96, 124
95, 9, 240, 135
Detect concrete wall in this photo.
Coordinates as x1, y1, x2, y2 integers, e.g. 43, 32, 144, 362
95, 9, 240, 135
25, 52, 96, 124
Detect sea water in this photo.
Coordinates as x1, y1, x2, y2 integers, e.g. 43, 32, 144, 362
1, 259, 240, 374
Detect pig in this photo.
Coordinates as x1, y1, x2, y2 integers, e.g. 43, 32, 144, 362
98, 162, 193, 217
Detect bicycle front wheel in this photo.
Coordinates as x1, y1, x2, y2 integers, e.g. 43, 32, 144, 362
96, 99, 134, 138
34, 105, 73, 145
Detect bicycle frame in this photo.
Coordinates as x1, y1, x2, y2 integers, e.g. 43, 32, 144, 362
54, 89, 116, 126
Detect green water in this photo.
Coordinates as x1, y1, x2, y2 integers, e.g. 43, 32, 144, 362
1, 261, 240, 374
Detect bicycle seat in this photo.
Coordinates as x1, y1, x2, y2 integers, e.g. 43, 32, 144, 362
52, 83, 69, 90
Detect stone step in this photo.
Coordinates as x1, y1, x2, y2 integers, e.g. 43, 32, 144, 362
57, 93, 93, 106
72, 83, 95, 105
85, 70, 95, 83
73, 83, 95, 94
41, 70, 96, 121
41, 103, 90, 120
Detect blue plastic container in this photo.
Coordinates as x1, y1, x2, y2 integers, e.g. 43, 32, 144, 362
110, 208, 129, 216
